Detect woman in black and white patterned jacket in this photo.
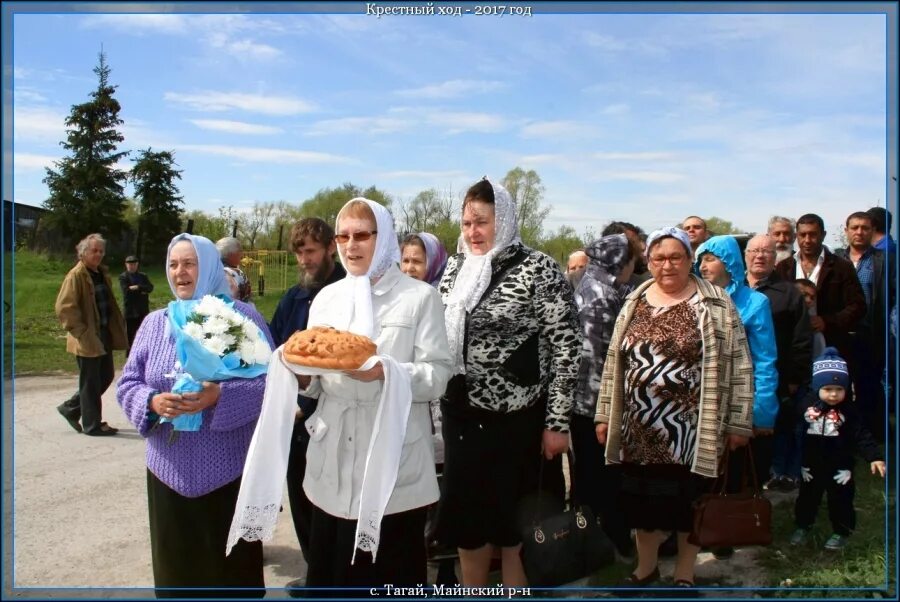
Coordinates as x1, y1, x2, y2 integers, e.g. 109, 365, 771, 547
437, 178, 582, 587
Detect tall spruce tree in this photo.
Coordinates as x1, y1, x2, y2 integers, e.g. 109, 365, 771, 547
42, 51, 129, 248
131, 148, 184, 263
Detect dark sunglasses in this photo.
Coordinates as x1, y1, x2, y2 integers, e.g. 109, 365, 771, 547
334, 230, 377, 244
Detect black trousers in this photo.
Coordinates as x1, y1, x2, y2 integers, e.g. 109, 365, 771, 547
287, 418, 313, 562
125, 315, 146, 356
59, 330, 114, 434
570, 415, 632, 552
794, 465, 856, 536
305, 504, 427, 595
147, 471, 264, 598
851, 333, 886, 442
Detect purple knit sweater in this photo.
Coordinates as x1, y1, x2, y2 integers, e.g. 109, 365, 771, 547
116, 300, 274, 498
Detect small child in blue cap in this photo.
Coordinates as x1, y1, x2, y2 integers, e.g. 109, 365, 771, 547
790, 347, 886, 551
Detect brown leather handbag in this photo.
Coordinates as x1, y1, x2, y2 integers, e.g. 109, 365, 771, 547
688, 445, 773, 547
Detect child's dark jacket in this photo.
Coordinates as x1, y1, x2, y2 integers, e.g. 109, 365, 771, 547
797, 391, 883, 472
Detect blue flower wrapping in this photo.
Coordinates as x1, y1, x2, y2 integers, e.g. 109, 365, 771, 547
163, 295, 270, 431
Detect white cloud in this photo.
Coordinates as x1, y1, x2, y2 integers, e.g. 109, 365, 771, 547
583, 32, 627, 52
396, 79, 505, 100
592, 152, 681, 162
189, 119, 282, 135
14, 153, 58, 172
520, 121, 592, 139
206, 33, 282, 61
520, 154, 568, 165
14, 106, 66, 142
600, 103, 630, 116
425, 111, 506, 134
307, 116, 411, 136
592, 171, 687, 184
177, 144, 352, 165
80, 14, 189, 35
16, 89, 47, 103
164, 91, 316, 115
380, 170, 468, 180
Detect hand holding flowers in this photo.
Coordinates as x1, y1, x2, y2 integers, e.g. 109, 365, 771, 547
162, 294, 272, 431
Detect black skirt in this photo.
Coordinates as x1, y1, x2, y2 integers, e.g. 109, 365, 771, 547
147, 470, 264, 599
437, 399, 563, 549
619, 463, 711, 533
305, 504, 428, 594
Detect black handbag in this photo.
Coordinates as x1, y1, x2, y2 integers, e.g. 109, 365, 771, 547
519, 454, 615, 587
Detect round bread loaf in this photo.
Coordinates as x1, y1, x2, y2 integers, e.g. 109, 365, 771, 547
283, 326, 376, 370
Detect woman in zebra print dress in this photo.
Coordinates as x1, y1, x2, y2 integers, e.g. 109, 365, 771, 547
595, 227, 755, 592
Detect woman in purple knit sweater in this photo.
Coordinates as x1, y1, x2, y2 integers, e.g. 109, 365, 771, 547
117, 234, 273, 598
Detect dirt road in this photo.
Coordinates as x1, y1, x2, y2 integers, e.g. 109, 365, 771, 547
6, 372, 303, 599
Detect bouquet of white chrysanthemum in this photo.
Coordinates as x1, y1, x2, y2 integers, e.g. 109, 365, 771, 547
182, 295, 272, 367
164, 294, 272, 432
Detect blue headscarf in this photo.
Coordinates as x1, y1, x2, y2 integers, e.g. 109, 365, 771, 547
166, 233, 232, 300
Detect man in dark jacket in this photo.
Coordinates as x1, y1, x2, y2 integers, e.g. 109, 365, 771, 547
118, 255, 154, 356
746, 234, 812, 490
774, 213, 866, 368
268, 218, 346, 596
834, 211, 890, 441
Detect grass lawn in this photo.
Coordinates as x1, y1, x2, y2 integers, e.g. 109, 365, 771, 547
12, 250, 283, 374
759, 462, 896, 597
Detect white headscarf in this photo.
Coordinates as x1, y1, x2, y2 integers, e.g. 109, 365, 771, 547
443, 179, 521, 373
334, 198, 401, 338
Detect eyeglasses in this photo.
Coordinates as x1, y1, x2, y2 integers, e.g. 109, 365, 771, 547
746, 249, 775, 256
334, 231, 377, 244
649, 254, 687, 267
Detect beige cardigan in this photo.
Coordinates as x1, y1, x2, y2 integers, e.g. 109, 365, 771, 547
594, 275, 754, 478
55, 262, 127, 357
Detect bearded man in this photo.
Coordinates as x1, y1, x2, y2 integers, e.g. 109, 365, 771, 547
268, 217, 346, 595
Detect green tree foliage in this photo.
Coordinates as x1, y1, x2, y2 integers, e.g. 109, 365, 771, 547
397, 186, 461, 252
239, 201, 276, 250
537, 225, 584, 266
184, 206, 238, 242
502, 167, 550, 247
130, 148, 184, 263
298, 183, 392, 228
398, 188, 457, 234
42, 51, 129, 249
704, 216, 747, 236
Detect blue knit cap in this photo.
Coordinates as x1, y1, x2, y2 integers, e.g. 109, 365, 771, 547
811, 347, 850, 392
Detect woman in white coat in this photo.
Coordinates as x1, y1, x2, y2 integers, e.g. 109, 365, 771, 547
296, 198, 452, 590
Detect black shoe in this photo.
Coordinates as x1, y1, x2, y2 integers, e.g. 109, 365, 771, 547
84, 428, 118, 437
100, 422, 118, 434
619, 566, 660, 587
667, 579, 700, 598
712, 546, 734, 560
285, 578, 306, 598
57, 405, 82, 433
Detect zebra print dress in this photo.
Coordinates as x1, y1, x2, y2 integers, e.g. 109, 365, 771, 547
621, 293, 703, 467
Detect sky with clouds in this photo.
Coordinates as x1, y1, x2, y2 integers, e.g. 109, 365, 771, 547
9, 3, 894, 247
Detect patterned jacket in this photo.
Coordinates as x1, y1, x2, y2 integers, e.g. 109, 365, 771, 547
594, 275, 755, 478
440, 243, 582, 432
572, 234, 632, 418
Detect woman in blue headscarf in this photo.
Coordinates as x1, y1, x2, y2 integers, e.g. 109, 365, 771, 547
117, 233, 274, 598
